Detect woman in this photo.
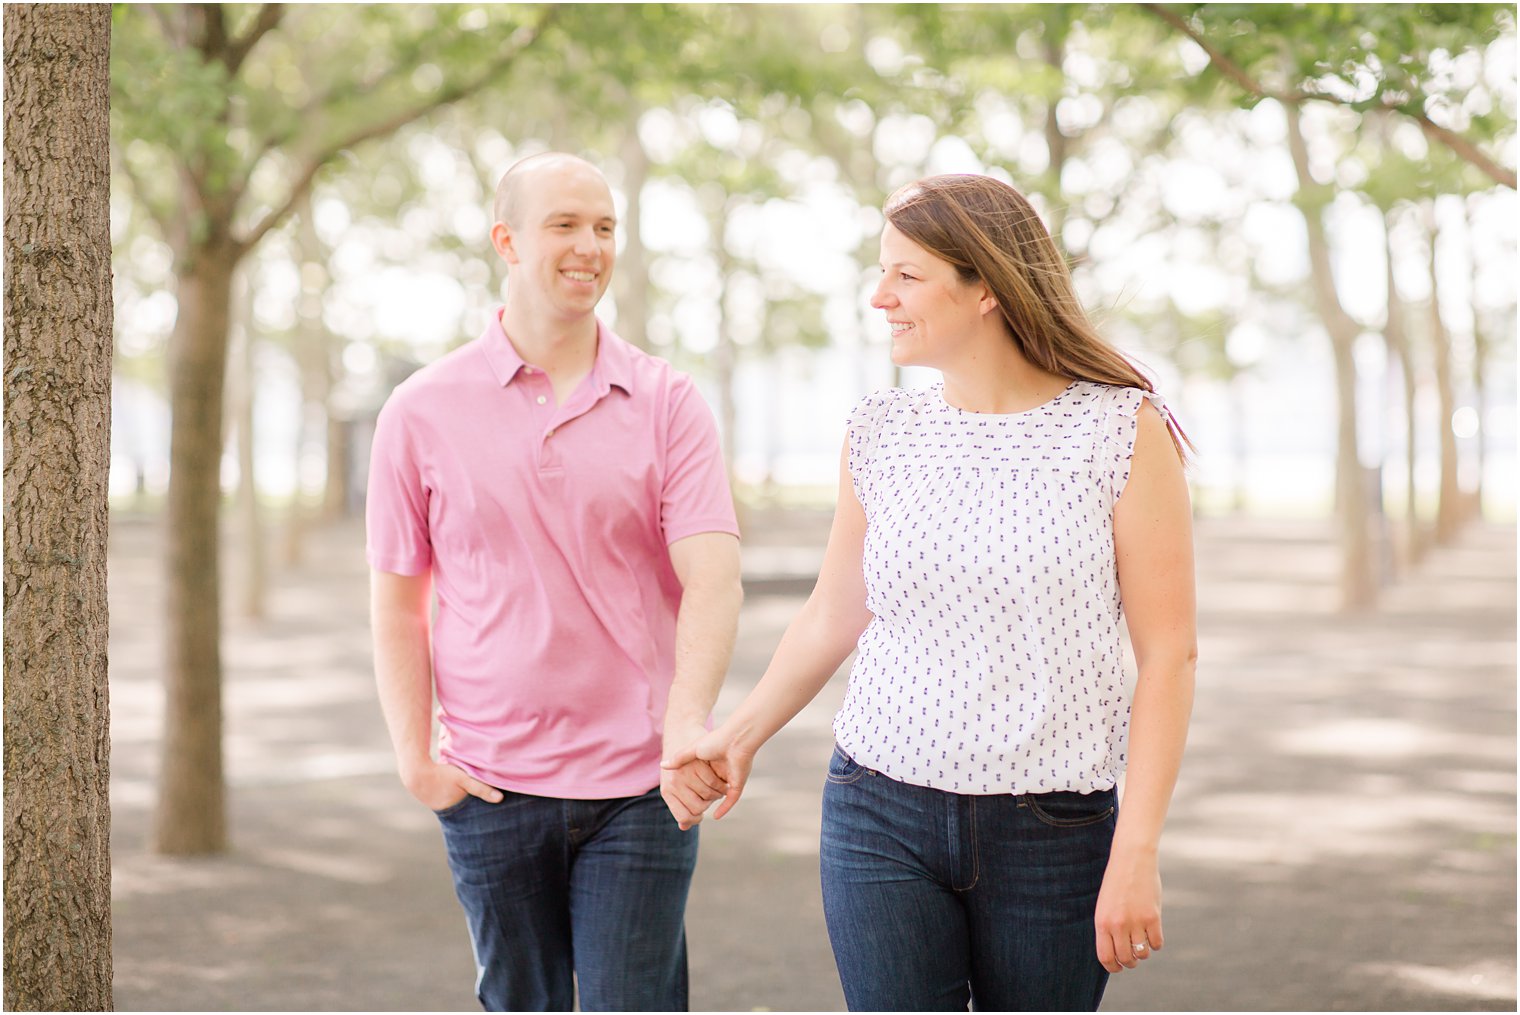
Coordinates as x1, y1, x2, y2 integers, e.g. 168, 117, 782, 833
668, 174, 1196, 1011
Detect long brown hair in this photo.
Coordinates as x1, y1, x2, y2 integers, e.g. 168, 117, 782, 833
884, 174, 1191, 460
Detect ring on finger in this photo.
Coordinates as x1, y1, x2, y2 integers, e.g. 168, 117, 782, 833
1131, 941, 1149, 955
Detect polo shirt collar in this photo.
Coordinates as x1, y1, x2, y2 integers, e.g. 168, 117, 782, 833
482, 309, 632, 395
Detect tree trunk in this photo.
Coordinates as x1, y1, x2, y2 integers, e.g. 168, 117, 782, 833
614, 122, 651, 351
1424, 204, 1462, 544
132, 5, 555, 861
1041, 22, 1070, 240
1381, 210, 1423, 568
284, 194, 329, 567
1229, 372, 1250, 514
1467, 202, 1488, 520
1283, 102, 1376, 610
324, 411, 350, 520
2, 5, 114, 1008
710, 215, 743, 528
231, 268, 266, 619
157, 242, 239, 855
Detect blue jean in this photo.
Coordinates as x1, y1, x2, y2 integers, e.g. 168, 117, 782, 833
434, 785, 698, 1012
820, 746, 1115, 1011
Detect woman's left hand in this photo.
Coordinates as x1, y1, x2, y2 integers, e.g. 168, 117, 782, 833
1093, 846, 1163, 973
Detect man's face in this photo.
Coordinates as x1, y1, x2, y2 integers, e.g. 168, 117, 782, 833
496, 162, 617, 321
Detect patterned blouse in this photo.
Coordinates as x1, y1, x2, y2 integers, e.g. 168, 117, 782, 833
833, 380, 1165, 795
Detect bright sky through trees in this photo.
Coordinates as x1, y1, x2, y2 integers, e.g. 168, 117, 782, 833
108, 5, 1517, 519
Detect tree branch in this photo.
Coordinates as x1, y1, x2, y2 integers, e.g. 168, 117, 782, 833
112, 138, 185, 253
1140, 3, 1276, 100
1409, 108, 1517, 190
235, 5, 560, 253
146, 4, 174, 44
247, 45, 438, 170
192, 3, 228, 64
1141, 2, 1516, 190
224, 4, 284, 76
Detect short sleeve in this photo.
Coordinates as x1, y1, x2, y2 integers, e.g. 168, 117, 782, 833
846, 391, 892, 510
659, 378, 740, 545
1100, 386, 1167, 503
365, 395, 433, 576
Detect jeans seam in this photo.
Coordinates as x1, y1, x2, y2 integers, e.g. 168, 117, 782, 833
826, 747, 870, 785
1023, 793, 1116, 828
958, 796, 980, 893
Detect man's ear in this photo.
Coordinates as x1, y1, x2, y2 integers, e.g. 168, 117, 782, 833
490, 221, 517, 265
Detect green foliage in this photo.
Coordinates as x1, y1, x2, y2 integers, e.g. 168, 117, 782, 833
111, 3, 558, 254
1149, 2, 1515, 192
1164, 4, 1511, 111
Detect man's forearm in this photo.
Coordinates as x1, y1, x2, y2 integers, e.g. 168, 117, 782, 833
662, 576, 742, 744
372, 602, 437, 779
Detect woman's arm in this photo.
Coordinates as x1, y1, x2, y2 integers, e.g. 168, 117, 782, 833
664, 439, 872, 819
1094, 401, 1198, 974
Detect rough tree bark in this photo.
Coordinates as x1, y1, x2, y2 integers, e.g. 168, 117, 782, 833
2, 4, 115, 1009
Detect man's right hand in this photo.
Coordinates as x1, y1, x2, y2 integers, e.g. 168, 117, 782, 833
401, 758, 504, 812
663, 725, 755, 822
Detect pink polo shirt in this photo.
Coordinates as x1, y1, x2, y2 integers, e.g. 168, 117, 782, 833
365, 312, 739, 799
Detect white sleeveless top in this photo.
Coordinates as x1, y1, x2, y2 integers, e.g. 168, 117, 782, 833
833, 380, 1165, 795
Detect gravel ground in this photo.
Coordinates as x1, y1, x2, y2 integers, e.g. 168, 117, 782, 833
107, 510, 1516, 1011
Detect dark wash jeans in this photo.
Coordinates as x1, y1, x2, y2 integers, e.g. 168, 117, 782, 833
820, 746, 1115, 1011
434, 785, 698, 1012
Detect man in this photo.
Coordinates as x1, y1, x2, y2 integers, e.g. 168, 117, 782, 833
366, 152, 742, 1012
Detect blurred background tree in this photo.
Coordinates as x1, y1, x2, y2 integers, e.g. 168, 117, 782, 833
1143, 2, 1514, 608
111, 2, 560, 855
102, 2, 1517, 855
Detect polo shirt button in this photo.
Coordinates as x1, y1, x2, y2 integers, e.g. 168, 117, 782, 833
547, 429, 556, 437
536, 395, 547, 405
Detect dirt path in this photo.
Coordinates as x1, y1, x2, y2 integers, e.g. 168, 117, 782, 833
107, 512, 1516, 1011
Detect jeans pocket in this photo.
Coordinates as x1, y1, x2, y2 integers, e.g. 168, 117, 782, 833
825, 746, 869, 785
1021, 790, 1115, 828
432, 793, 475, 818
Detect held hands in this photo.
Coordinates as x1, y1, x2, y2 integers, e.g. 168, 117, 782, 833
1093, 846, 1164, 974
661, 723, 756, 828
402, 757, 503, 812
659, 721, 731, 830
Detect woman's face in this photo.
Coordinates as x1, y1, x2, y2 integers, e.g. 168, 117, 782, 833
871, 222, 988, 369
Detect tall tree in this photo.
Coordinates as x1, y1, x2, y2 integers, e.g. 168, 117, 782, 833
3, 4, 114, 1008
1142, 3, 1516, 189
112, 4, 558, 854
1380, 206, 1425, 566
1282, 101, 1379, 609
1142, 3, 1514, 607
1423, 203, 1464, 543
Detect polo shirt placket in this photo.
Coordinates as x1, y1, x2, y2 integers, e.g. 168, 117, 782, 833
511, 363, 615, 476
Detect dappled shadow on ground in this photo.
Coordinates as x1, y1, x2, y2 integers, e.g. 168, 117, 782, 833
107, 512, 1515, 1011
